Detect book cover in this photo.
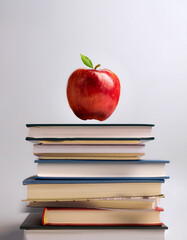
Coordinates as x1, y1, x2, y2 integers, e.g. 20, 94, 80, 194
23, 176, 166, 185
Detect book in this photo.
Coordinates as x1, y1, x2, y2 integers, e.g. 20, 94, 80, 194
23, 176, 165, 201
37, 139, 141, 144
42, 207, 164, 226
34, 143, 145, 154
38, 155, 143, 160
26, 124, 154, 140
35, 159, 169, 179
33, 143, 145, 159
21, 214, 168, 240
26, 195, 164, 210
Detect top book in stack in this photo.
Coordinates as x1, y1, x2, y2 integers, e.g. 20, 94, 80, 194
26, 124, 154, 141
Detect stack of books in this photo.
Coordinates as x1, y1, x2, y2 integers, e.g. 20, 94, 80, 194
21, 124, 169, 240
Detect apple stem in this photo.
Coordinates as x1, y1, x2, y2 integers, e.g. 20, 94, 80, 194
94, 64, 101, 70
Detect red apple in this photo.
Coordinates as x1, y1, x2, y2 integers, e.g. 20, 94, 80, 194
66, 55, 121, 121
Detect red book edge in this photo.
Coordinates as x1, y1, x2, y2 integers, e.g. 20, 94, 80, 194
42, 208, 47, 225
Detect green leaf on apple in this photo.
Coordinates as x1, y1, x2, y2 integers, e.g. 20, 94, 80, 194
80, 54, 93, 69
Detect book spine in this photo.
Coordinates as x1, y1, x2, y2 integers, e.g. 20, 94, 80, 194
42, 208, 48, 225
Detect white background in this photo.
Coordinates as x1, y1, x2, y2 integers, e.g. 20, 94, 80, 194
0, 0, 187, 239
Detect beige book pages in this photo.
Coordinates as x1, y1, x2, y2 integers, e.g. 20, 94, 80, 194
26, 196, 163, 209
38, 140, 140, 145
34, 153, 145, 159
26, 182, 161, 201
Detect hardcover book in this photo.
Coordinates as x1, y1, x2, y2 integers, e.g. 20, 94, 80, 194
42, 207, 164, 226
35, 159, 169, 179
23, 176, 165, 201
21, 214, 168, 240
26, 124, 154, 140
33, 143, 145, 159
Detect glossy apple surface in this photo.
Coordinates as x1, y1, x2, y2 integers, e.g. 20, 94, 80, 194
67, 68, 120, 121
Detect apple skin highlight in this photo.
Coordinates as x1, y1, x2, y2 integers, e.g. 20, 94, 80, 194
67, 68, 121, 121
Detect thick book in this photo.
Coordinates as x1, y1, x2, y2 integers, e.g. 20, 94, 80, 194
21, 214, 168, 240
35, 159, 169, 179
27, 195, 164, 210
42, 207, 164, 226
23, 176, 165, 201
26, 124, 154, 141
33, 143, 145, 159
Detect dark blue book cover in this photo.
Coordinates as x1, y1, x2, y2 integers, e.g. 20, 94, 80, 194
23, 176, 166, 185
34, 159, 170, 164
